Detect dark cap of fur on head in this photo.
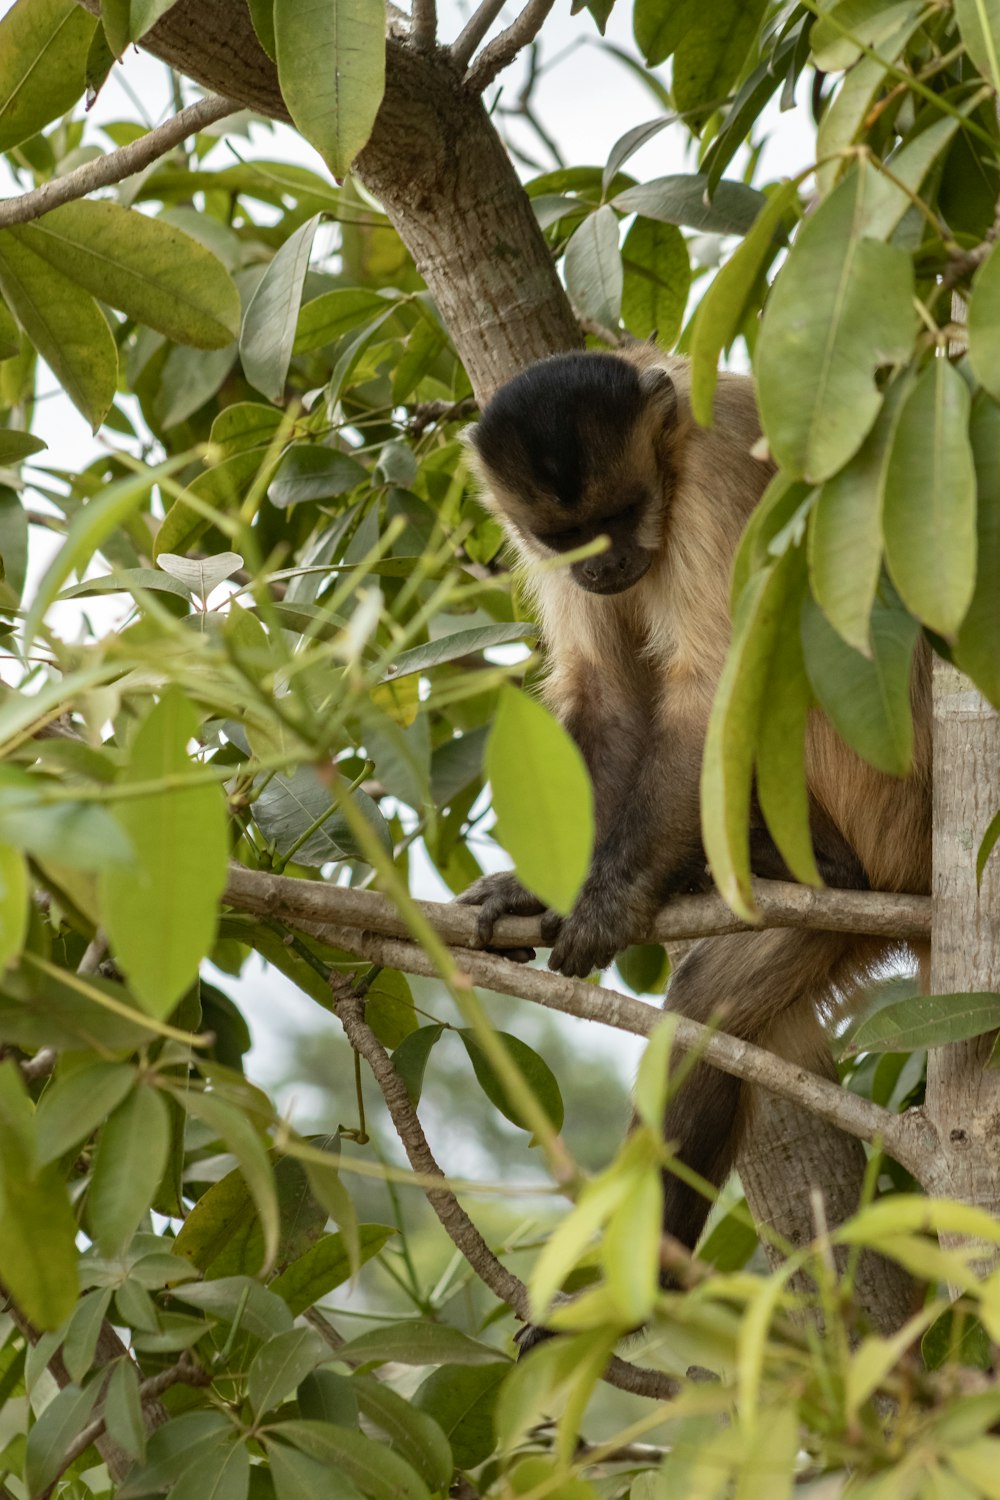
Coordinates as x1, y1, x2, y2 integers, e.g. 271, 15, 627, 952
468, 353, 660, 509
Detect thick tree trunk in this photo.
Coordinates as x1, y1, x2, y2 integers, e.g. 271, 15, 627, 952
922, 660, 1000, 1206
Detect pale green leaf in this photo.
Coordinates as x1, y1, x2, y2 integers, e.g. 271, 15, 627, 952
564, 206, 622, 330
816, 15, 925, 194
486, 685, 594, 915
276, 1421, 430, 1500
883, 358, 977, 636
241, 214, 321, 402
178, 1090, 280, 1272
955, 0, 1000, 87
338, 1321, 504, 1367
957, 390, 1000, 705
601, 1151, 662, 1325
0, 428, 45, 464
98, 688, 229, 1017
14, 201, 240, 348
36, 1060, 137, 1164
0, 0, 95, 153
0, 230, 116, 433
275, 0, 387, 180
382, 622, 537, 681
862, 116, 961, 241
845, 992, 1000, 1054
756, 169, 916, 482
24, 1381, 101, 1496
613, 175, 767, 236
157, 550, 244, 598
294, 287, 392, 352
978, 808, 1000, 890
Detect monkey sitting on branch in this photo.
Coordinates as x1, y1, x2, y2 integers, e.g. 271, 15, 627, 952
459, 347, 931, 1277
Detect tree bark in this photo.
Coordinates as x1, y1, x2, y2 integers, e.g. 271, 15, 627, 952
922, 660, 1000, 1207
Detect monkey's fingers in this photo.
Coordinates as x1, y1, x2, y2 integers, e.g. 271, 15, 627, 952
539, 909, 563, 945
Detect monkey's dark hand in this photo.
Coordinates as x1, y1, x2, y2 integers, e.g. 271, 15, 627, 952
457, 871, 545, 959
543, 882, 650, 978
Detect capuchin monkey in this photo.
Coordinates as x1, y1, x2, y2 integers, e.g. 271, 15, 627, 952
459, 346, 931, 1289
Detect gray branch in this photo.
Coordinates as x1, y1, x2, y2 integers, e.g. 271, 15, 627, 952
463, 0, 559, 92
451, 0, 510, 71
411, 0, 438, 49
0, 94, 238, 229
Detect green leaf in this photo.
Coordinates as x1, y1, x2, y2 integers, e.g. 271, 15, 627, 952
382, 622, 538, 681
690, 182, 796, 426
164, 1437, 250, 1500
883, 358, 977, 636
99, 689, 229, 1018
808, 376, 908, 654
614, 942, 669, 994
861, 116, 961, 241
270, 1225, 396, 1316
294, 287, 391, 352
0, 229, 117, 432
563, 206, 622, 330
275, 0, 386, 180
252, 768, 391, 867
486, 685, 593, 915
169, 1276, 292, 1341
413, 1362, 508, 1470
701, 553, 797, 919
756, 168, 916, 482
970, 242, 1000, 405
178, 1089, 280, 1271
613, 175, 768, 236
671, 0, 768, 116
247, 0, 277, 57
390, 1024, 444, 1106
24, 1381, 101, 1497
955, 0, 1000, 87
922, 1309, 992, 1371
846, 992, 1000, 1055
89, 1084, 171, 1256
24, 452, 189, 645
0, 0, 95, 153
812, 0, 925, 70
957, 390, 1000, 705
36, 1060, 136, 1164
978, 808, 1000, 890
276, 1423, 430, 1500
0, 1065, 77, 1329
241, 214, 321, 402
337, 1321, 505, 1367
354, 1377, 453, 1493
14, 201, 239, 348
801, 590, 919, 776
815, 15, 925, 195
633, 0, 699, 66
0, 769, 131, 871
0, 429, 45, 464
459, 1029, 565, 1134
620, 218, 690, 344
0, 843, 27, 973
267, 1440, 356, 1500
268, 444, 367, 508
601, 1146, 663, 1325
104, 1358, 146, 1465
248, 1327, 326, 1418
0, 296, 18, 360
62, 1286, 114, 1383
116, 1412, 234, 1498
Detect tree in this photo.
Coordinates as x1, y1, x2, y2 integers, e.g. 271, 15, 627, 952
0, 0, 998, 1493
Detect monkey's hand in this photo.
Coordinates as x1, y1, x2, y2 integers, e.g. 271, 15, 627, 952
543, 881, 653, 978
457, 871, 546, 958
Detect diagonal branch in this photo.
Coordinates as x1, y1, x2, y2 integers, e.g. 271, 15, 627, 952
463, 0, 559, 91
291, 917, 928, 1177
332, 980, 678, 1401
451, 0, 510, 71
0, 94, 239, 229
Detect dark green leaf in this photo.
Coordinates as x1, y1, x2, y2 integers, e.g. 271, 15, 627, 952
248, 1327, 327, 1417
36, 1060, 136, 1165
252, 768, 392, 867
846, 993, 1000, 1054
620, 218, 690, 344
671, 0, 768, 116
613, 176, 768, 236
978, 808, 1000, 891
0, 0, 95, 153
270, 1225, 396, 1316
337, 1321, 505, 1367
24, 1380, 101, 1497
89, 1085, 171, 1256
268, 444, 368, 508
459, 1029, 565, 1134
354, 1377, 453, 1492
563, 206, 622, 329
413, 1362, 508, 1469
276, 1422, 430, 1500
957, 390, 1000, 705
241, 214, 321, 402
391, 1024, 444, 1107
382, 622, 537, 681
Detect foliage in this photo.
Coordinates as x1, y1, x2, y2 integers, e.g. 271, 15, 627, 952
0, 0, 996, 1496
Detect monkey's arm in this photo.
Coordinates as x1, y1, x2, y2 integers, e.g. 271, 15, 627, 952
544, 707, 707, 977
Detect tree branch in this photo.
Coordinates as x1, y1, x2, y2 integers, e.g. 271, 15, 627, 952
451, 0, 510, 72
38, 1352, 211, 1500
411, 0, 438, 50
313, 922, 924, 1174
464, 0, 559, 92
224, 865, 931, 946
331, 979, 677, 1401
0, 94, 239, 229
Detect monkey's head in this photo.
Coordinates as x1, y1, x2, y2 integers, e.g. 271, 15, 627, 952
465, 352, 677, 596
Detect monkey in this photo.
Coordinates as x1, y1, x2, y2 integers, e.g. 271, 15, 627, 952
458, 345, 932, 1295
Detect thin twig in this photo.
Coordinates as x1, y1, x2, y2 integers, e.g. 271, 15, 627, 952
411, 0, 438, 50
77, 934, 108, 976
307, 921, 923, 1175
224, 864, 932, 946
464, 0, 559, 93
451, 0, 511, 71
332, 979, 678, 1401
0, 95, 239, 229
39, 1352, 211, 1499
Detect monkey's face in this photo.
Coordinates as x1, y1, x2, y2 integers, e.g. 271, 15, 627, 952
466, 352, 677, 597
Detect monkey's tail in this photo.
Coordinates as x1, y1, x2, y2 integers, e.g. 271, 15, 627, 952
659, 927, 894, 1255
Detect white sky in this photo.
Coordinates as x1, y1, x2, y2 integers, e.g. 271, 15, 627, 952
0, 0, 818, 1099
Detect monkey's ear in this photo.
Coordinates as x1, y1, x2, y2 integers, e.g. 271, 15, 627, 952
460, 421, 481, 452
638, 365, 677, 424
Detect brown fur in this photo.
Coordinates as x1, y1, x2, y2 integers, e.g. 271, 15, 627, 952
462, 346, 931, 1259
